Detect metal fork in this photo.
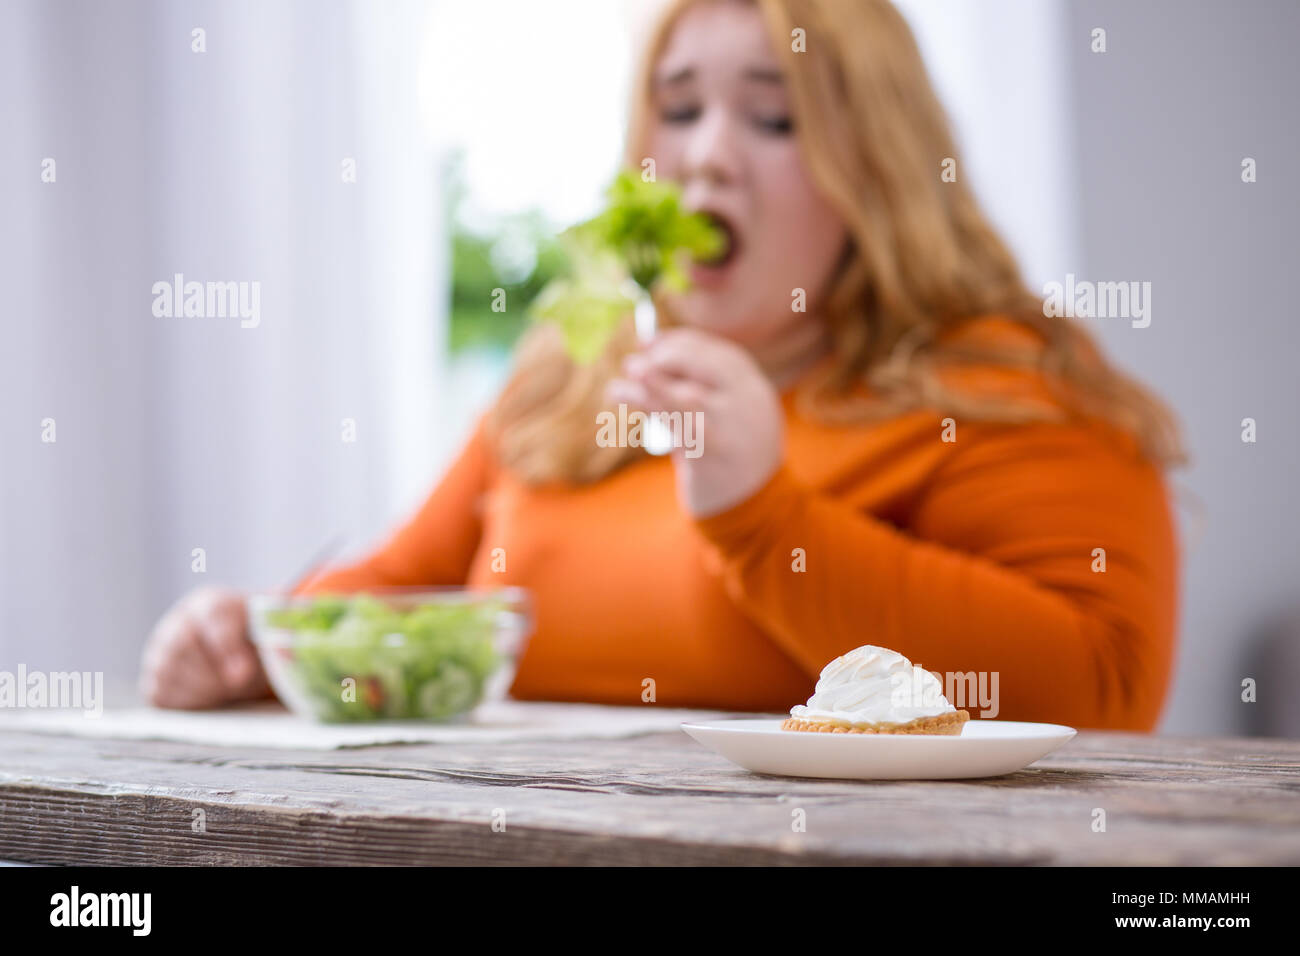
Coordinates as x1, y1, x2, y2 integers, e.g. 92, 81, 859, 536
624, 242, 674, 456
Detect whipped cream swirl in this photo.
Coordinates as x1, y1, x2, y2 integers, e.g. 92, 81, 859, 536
789, 645, 956, 725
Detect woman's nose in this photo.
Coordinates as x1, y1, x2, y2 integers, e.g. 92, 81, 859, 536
679, 106, 741, 188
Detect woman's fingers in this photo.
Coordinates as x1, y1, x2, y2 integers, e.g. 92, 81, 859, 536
142, 613, 228, 709
170, 625, 230, 707
605, 376, 649, 408
608, 327, 784, 517
625, 329, 729, 389
140, 589, 263, 709
638, 365, 711, 413
607, 371, 708, 416
193, 590, 256, 687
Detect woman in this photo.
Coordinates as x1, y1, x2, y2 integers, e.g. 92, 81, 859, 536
139, 0, 1184, 730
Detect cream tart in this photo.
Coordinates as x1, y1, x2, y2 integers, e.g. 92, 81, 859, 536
781, 644, 970, 735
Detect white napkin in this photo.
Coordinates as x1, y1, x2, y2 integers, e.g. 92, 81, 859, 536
0, 699, 745, 750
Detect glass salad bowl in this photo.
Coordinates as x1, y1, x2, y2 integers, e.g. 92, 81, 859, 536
247, 587, 533, 723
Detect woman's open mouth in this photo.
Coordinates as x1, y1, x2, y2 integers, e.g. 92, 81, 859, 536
692, 211, 741, 281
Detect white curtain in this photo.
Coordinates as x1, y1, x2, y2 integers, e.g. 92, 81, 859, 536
0, 0, 445, 699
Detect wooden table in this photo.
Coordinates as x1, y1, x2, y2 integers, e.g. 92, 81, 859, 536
1, 727, 1297, 865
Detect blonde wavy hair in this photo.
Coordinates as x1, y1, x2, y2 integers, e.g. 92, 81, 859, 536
488, 0, 1185, 484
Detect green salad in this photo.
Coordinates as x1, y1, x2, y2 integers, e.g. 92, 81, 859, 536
263, 594, 505, 723
528, 171, 726, 363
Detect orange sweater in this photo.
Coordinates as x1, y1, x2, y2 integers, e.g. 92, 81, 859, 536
300, 318, 1179, 731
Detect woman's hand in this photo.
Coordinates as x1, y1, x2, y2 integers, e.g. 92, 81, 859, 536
139, 587, 271, 709
606, 327, 784, 517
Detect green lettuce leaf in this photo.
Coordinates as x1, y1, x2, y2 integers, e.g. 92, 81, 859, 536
528, 171, 726, 362
526, 233, 637, 364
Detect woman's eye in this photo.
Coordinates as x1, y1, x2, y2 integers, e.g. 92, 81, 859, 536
753, 114, 793, 135
661, 104, 701, 124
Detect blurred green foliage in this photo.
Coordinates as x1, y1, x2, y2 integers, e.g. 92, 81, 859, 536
444, 152, 566, 354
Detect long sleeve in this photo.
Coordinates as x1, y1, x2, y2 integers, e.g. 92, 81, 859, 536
296, 414, 495, 595
691, 420, 1179, 731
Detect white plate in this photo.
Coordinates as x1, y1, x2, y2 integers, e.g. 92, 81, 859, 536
680, 718, 1076, 780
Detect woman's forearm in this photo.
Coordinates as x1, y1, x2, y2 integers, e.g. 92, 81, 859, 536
693, 427, 1178, 731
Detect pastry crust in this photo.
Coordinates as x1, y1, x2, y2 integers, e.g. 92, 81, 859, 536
781, 710, 970, 735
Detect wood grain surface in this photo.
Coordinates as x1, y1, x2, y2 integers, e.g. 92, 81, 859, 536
1, 729, 1297, 865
